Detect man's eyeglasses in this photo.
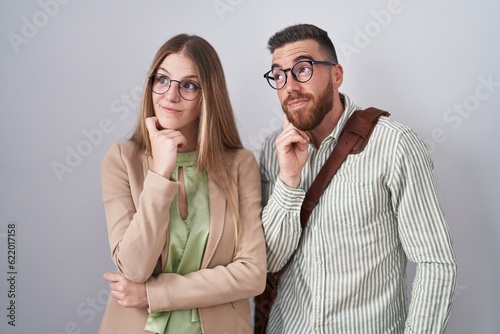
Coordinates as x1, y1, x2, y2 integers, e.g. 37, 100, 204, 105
149, 73, 202, 101
263, 60, 335, 90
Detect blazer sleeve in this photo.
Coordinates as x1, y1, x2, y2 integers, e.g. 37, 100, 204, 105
101, 143, 179, 283
146, 150, 267, 312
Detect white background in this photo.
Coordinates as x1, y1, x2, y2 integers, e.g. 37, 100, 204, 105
1, 0, 499, 333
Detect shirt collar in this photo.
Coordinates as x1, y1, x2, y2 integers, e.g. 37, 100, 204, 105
326, 93, 362, 143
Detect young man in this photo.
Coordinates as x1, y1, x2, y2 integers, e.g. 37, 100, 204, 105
259, 23, 457, 333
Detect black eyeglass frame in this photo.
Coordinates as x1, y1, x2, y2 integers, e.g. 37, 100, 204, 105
263, 60, 336, 90
148, 73, 202, 101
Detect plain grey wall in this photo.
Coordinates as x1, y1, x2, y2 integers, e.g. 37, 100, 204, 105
1, 0, 499, 333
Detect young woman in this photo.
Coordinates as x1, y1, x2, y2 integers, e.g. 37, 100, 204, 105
99, 34, 266, 334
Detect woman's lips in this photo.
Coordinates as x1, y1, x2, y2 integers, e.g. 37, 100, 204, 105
161, 105, 181, 114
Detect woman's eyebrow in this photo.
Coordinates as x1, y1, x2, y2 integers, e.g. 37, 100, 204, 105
156, 67, 198, 80
156, 67, 169, 74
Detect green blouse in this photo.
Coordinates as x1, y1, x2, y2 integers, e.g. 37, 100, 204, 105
145, 151, 210, 334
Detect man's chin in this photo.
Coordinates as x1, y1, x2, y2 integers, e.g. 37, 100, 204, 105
289, 119, 313, 131
284, 108, 303, 123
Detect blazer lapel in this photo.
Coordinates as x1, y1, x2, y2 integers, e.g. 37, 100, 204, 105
144, 152, 171, 275
144, 152, 152, 179
202, 172, 226, 269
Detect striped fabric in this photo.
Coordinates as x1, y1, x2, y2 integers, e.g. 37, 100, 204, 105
259, 94, 457, 334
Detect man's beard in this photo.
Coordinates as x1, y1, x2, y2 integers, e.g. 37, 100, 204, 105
282, 79, 334, 131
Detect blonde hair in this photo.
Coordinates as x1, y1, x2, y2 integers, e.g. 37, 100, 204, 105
130, 34, 243, 225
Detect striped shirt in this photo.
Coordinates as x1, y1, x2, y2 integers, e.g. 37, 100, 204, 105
259, 94, 457, 334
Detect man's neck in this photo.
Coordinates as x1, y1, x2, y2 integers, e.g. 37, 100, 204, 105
307, 93, 345, 149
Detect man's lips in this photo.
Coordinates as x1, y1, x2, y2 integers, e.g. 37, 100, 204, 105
287, 99, 309, 109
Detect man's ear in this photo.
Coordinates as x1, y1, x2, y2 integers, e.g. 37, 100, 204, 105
332, 64, 344, 88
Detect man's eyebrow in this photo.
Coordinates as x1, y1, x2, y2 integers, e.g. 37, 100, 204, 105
294, 55, 314, 62
271, 54, 315, 69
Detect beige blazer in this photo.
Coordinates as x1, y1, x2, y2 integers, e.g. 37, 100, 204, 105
98, 141, 266, 334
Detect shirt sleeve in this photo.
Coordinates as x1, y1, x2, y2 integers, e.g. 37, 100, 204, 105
101, 143, 179, 283
260, 134, 305, 273
388, 128, 457, 333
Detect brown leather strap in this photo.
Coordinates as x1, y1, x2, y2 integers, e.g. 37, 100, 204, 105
299, 107, 389, 227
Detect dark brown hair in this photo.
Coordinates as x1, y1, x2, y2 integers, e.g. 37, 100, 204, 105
267, 23, 338, 63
